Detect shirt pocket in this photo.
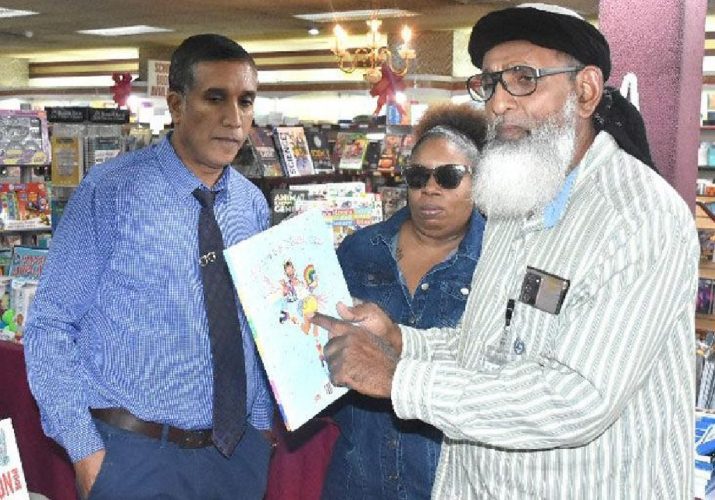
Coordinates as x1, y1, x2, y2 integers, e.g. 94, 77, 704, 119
354, 270, 395, 306
507, 300, 561, 359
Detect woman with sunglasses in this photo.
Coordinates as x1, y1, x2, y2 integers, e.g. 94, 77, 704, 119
322, 103, 487, 500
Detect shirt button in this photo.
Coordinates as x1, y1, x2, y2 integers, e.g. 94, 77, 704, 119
388, 439, 398, 449
388, 474, 398, 481
420, 283, 429, 291
460, 287, 470, 296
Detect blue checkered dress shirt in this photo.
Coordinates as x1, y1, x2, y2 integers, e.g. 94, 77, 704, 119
24, 136, 273, 463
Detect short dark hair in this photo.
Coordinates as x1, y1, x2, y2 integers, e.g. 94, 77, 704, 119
169, 34, 256, 93
411, 103, 488, 166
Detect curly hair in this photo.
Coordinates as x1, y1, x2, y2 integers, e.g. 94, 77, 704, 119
411, 102, 488, 166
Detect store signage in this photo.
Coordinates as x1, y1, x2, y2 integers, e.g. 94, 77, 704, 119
0, 419, 29, 500
45, 106, 88, 123
87, 108, 130, 124
147, 60, 170, 98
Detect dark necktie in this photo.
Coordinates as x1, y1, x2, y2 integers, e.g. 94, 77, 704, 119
192, 187, 246, 457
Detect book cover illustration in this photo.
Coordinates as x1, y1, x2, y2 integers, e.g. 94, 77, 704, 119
269, 188, 309, 226
8, 247, 49, 281
289, 181, 365, 200
0, 110, 51, 166
0, 183, 51, 230
337, 133, 368, 171
378, 133, 404, 173
249, 128, 284, 177
378, 185, 408, 220
274, 126, 316, 177
224, 210, 350, 430
396, 134, 416, 175
231, 136, 263, 179
304, 127, 334, 173
50, 136, 83, 187
362, 140, 382, 171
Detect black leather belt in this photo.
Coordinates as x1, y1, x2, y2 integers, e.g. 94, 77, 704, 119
91, 408, 213, 449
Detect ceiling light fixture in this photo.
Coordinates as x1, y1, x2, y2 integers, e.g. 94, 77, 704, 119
307, 25, 320, 36
332, 17, 415, 83
294, 9, 417, 23
76, 25, 173, 37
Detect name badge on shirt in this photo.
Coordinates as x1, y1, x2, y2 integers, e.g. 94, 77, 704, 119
519, 266, 570, 315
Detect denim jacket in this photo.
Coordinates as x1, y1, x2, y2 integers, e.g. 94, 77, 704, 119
323, 206, 485, 500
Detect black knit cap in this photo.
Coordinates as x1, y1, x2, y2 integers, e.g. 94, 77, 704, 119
467, 4, 656, 171
468, 5, 611, 79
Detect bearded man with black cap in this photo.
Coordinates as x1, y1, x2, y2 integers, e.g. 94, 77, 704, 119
312, 3, 698, 499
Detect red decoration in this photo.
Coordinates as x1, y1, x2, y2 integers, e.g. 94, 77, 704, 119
110, 72, 133, 108
369, 63, 406, 117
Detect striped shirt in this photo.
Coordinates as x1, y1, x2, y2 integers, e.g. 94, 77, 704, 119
24, 136, 273, 463
392, 131, 698, 499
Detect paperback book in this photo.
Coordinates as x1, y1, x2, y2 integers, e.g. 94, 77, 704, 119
304, 127, 334, 173
224, 209, 350, 430
274, 126, 316, 177
249, 128, 284, 177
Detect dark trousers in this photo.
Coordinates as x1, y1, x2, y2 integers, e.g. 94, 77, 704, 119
88, 418, 271, 499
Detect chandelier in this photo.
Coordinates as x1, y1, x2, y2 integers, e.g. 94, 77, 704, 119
332, 18, 415, 84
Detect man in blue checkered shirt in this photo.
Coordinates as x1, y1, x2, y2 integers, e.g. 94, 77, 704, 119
24, 34, 274, 499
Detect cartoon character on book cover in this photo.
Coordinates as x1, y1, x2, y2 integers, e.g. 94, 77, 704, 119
224, 210, 350, 430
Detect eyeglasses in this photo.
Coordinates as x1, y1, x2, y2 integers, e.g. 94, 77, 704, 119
403, 164, 473, 190
466, 65, 584, 102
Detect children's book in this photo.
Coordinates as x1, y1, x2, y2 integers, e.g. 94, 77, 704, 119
378, 133, 404, 173
0, 183, 52, 230
0, 418, 30, 499
274, 126, 316, 177
269, 188, 309, 226
224, 209, 350, 430
336, 133, 368, 171
8, 247, 49, 281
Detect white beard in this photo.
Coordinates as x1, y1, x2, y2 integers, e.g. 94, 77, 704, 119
473, 96, 578, 220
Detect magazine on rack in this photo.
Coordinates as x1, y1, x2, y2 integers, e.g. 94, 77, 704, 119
224, 209, 350, 430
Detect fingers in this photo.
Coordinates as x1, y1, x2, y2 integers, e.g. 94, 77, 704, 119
310, 312, 353, 339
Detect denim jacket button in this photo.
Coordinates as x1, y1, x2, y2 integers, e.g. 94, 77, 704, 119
420, 282, 429, 291
460, 287, 470, 296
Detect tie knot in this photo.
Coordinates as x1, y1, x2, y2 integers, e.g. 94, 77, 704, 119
193, 188, 219, 208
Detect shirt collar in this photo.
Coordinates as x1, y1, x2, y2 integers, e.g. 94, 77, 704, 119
154, 133, 231, 202
542, 166, 580, 229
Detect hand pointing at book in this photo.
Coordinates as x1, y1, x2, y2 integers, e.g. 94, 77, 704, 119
311, 302, 402, 398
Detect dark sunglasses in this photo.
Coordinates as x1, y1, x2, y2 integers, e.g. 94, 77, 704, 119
403, 163, 473, 189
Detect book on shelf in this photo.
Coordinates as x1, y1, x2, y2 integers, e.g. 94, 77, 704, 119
362, 140, 382, 171
269, 188, 309, 226
274, 126, 316, 177
289, 181, 366, 199
0, 110, 51, 166
304, 127, 334, 173
396, 134, 416, 175
335, 132, 368, 171
378, 185, 408, 220
378, 133, 404, 173
294, 193, 383, 247
224, 209, 350, 431
699, 278, 715, 315
8, 246, 49, 281
0, 183, 52, 231
232, 136, 263, 179
50, 136, 84, 187
249, 128, 284, 177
